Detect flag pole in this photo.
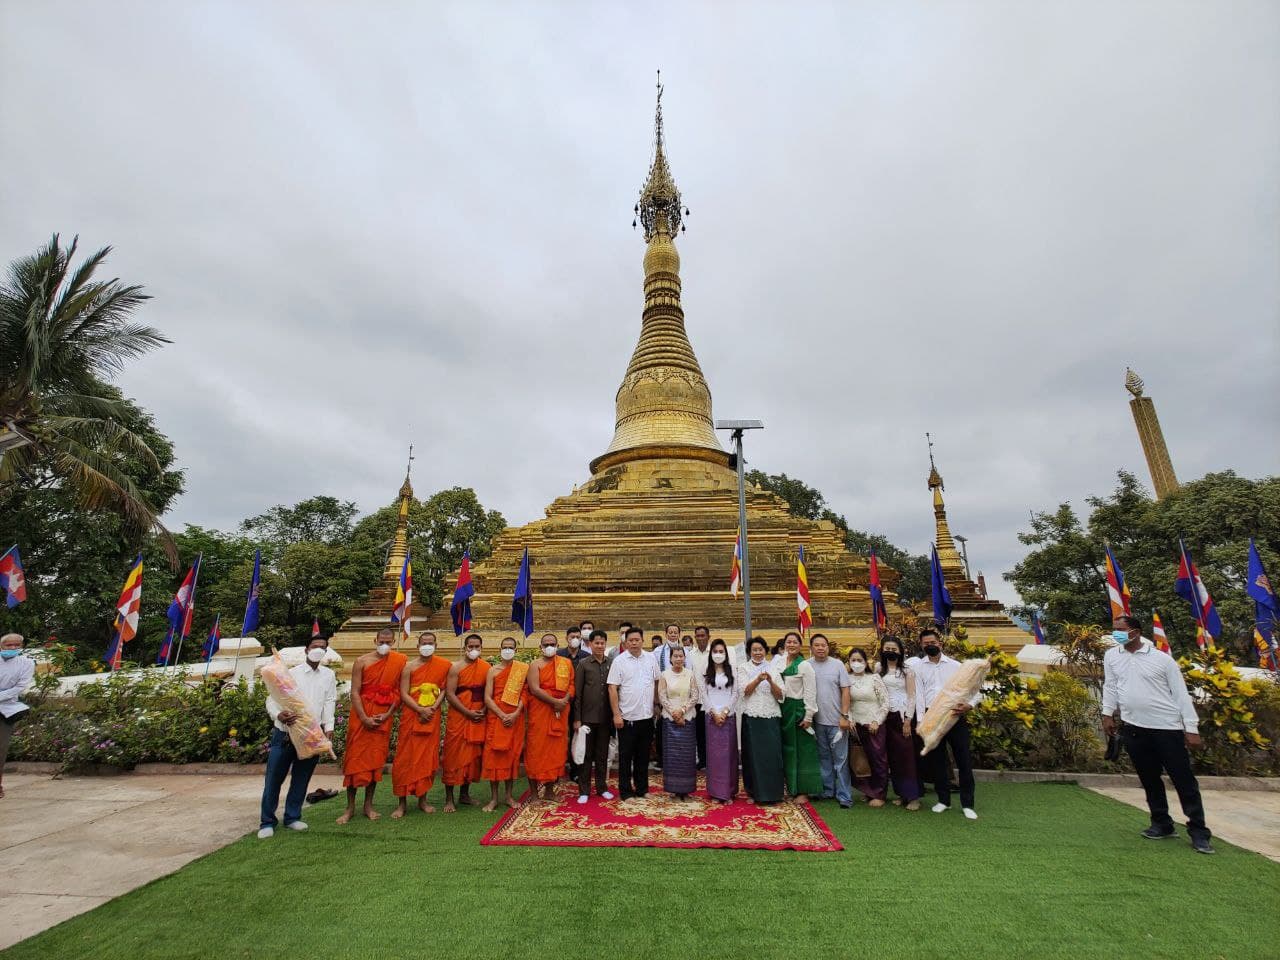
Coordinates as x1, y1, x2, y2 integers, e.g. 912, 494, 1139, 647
170, 553, 202, 670
202, 615, 218, 682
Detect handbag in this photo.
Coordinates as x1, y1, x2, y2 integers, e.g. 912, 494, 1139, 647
849, 728, 872, 779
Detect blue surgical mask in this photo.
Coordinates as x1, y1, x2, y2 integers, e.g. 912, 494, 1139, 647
1111, 630, 1130, 643
0, 649, 20, 660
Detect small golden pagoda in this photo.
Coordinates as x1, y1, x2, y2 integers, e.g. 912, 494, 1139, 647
397, 82, 895, 651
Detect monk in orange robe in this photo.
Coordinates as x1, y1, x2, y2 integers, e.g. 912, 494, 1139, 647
524, 633, 575, 800
391, 632, 451, 818
481, 636, 527, 811
442, 633, 491, 812
337, 628, 407, 824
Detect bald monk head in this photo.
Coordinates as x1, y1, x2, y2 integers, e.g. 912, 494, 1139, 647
464, 633, 483, 661
539, 633, 558, 660
374, 626, 395, 654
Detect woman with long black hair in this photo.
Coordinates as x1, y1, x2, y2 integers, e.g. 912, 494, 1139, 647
698, 638, 739, 802
876, 637, 922, 810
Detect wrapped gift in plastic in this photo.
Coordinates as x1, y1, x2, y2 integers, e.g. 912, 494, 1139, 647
917, 658, 990, 756
261, 653, 336, 760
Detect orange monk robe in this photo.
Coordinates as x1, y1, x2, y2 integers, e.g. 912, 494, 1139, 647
342, 651, 408, 788
443, 658, 491, 786
524, 656, 575, 782
391, 657, 452, 798
481, 662, 527, 781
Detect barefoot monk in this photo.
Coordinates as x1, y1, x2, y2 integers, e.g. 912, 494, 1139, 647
481, 636, 527, 811
391, 632, 450, 818
525, 634, 574, 801
443, 633, 490, 812
337, 627, 407, 823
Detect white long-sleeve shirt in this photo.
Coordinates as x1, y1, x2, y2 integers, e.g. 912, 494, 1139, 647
698, 669, 739, 717
0, 654, 35, 719
1102, 638, 1199, 733
266, 663, 337, 733
911, 655, 982, 722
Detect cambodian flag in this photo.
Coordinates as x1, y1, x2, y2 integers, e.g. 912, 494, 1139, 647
0, 546, 27, 607
1104, 543, 1132, 620
158, 556, 201, 665
796, 546, 813, 637
450, 550, 474, 636
241, 549, 261, 635
392, 551, 412, 637
1246, 539, 1278, 670
511, 547, 534, 638
930, 544, 952, 627
1151, 610, 1170, 653
1174, 539, 1221, 650
868, 551, 887, 634
1031, 612, 1047, 645
202, 614, 222, 661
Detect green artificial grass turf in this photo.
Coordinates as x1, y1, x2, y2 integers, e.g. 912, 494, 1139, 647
3, 782, 1276, 960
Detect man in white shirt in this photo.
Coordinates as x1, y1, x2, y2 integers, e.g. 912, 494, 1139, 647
1102, 614, 1213, 854
607, 626, 660, 799
259, 635, 337, 838
914, 627, 981, 819
0, 633, 36, 800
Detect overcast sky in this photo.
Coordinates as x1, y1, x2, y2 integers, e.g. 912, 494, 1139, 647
3, 2, 1277, 605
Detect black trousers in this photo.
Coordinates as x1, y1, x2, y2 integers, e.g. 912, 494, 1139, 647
1121, 725, 1210, 840
930, 716, 975, 809
576, 721, 611, 796
694, 705, 707, 769
617, 718, 654, 798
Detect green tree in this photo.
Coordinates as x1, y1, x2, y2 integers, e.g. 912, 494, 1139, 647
745, 469, 932, 603
1006, 470, 1280, 661
349, 486, 506, 610
0, 235, 175, 556
240, 495, 360, 558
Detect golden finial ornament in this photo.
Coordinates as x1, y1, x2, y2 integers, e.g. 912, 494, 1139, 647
1125, 367, 1145, 398
636, 70, 685, 241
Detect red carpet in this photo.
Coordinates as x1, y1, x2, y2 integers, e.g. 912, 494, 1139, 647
480, 776, 842, 852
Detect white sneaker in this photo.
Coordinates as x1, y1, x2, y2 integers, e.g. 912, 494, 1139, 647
601, 790, 615, 800
931, 803, 949, 814
257, 826, 274, 839
286, 820, 308, 831
577, 794, 588, 805
962, 808, 978, 820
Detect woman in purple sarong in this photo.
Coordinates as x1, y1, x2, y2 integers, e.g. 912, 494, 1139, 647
658, 645, 700, 798
698, 638, 740, 802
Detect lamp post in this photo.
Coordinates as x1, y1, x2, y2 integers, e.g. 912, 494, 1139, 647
716, 419, 764, 648
955, 535, 972, 582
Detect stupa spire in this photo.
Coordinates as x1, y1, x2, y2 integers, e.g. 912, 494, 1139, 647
383, 447, 414, 580
926, 434, 967, 584
590, 75, 726, 475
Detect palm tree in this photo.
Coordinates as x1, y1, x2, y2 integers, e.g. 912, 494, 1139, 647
0, 234, 177, 561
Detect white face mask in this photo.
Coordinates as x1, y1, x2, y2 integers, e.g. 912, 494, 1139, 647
466, 648, 481, 661
850, 661, 866, 674
542, 644, 557, 657
419, 644, 436, 658
569, 637, 581, 649
711, 652, 727, 664
306, 647, 325, 664
376, 643, 391, 656
500, 648, 516, 661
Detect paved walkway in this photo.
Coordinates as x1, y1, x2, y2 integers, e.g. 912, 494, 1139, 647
1087, 785, 1280, 862
0, 770, 341, 951
0, 771, 1276, 950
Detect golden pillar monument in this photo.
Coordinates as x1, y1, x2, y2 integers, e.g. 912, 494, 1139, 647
1125, 368, 1179, 499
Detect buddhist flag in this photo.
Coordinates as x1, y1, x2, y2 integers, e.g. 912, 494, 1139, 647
1151, 610, 1170, 654
241, 549, 262, 635
0, 546, 27, 607
511, 546, 534, 637
868, 551, 887, 635
105, 554, 144, 670
1246, 539, 1278, 671
796, 546, 812, 637
311, 617, 321, 639
1174, 539, 1221, 650
392, 550, 413, 637
1104, 543, 1132, 620
930, 544, 952, 627
1031, 612, 1047, 646
202, 614, 222, 662
451, 550, 475, 635
729, 529, 743, 598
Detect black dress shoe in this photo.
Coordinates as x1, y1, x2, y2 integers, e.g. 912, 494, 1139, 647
1191, 836, 1216, 855
1142, 825, 1176, 840
620, 792, 635, 800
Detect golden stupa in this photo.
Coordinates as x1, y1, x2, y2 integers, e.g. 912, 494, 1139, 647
331, 83, 1028, 664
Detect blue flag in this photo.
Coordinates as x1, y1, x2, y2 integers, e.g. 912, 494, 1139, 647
451, 550, 475, 636
511, 547, 534, 637
1246, 539, 1278, 669
930, 544, 952, 627
242, 549, 261, 635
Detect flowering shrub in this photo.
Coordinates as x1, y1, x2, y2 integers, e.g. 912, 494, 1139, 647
1180, 645, 1274, 775
944, 633, 1041, 768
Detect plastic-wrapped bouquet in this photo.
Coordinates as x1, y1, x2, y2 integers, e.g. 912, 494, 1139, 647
260, 654, 336, 760
918, 659, 990, 756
